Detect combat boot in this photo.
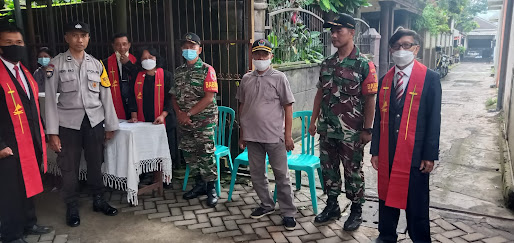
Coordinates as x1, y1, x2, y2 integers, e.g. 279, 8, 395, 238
314, 195, 341, 223
206, 181, 218, 207
343, 203, 363, 231
93, 194, 118, 216
183, 176, 207, 200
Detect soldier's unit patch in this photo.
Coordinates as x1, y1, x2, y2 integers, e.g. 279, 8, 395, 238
204, 66, 218, 93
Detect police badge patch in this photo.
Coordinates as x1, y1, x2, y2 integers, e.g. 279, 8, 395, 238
46, 64, 54, 78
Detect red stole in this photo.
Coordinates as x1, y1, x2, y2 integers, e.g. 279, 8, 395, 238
378, 60, 427, 209
134, 68, 165, 122
0, 63, 47, 198
108, 53, 137, 120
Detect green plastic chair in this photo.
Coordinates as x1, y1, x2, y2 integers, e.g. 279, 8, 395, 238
183, 106, 235, 196
227, 148, 271, 201
273, 110, 323, 214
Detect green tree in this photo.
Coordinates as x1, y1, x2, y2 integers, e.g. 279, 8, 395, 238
454, 0, 488, 33
414, 0, 487, 34
415, 3, 451, 34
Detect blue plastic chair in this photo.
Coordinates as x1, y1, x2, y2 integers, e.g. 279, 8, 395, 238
273, 111, 323, 214
183, 106, 235, 196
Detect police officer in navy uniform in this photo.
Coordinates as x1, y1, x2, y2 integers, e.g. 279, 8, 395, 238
45, 21, 119, 227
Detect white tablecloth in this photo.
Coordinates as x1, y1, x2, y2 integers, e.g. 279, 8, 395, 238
47, 121, 172, 205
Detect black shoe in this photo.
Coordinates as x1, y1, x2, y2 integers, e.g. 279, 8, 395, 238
283, 217, 296, 231
24, 224, 53, 235
183, 180, 207, 200
66, 202, 80, 227
343, 203, 363, 231
163, 182, 173, 189
206, 181, 218, 208
314, 195, 341, 223
6, 238, 28, 243
93, 194, 118, 216
250, 207, 275, 219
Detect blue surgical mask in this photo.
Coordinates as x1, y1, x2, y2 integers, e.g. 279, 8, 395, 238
182, 49, 198, 61
38, 57, 50, 67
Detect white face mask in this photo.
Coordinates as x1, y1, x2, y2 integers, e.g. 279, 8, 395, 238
253, 59, 272, 71
391, 50, 415, 67
141, 59, 157, 70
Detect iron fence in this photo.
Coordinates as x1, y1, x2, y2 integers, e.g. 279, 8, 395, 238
30, 0, 116, 61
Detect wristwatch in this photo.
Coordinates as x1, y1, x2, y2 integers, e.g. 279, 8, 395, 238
362, 128, 373, 134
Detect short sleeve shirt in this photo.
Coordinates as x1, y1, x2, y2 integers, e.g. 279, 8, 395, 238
316, 46, 378, 140
171, 58, 218, 129
236, 68, 295, 143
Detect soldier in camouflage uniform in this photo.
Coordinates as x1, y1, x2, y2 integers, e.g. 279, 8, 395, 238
170, 33, 219, 207
309, 14, 378, 231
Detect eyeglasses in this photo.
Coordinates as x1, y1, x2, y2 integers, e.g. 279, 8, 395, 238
390, 43, 418, 50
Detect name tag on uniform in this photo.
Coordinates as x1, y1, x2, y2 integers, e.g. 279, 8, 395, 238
192, 74, 204, 79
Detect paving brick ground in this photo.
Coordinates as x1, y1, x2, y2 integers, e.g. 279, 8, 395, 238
4, 182, 514, 243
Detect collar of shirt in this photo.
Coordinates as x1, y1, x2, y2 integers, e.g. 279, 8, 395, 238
394, 61, 415, 89
65, 49, 90, 66
251, 67, 274, 77
334, 45, 359, 63
1, 55, 20, 73
0, 56, 30, 99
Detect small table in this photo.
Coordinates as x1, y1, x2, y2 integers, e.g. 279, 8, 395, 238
46, 121, 173, 206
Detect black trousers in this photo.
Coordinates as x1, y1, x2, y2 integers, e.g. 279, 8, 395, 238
0, 155, 38, 242
378, 166, 431, 243
57, 116, 104, 204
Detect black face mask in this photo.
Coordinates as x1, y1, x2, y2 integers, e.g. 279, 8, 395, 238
0, 45, 26, 63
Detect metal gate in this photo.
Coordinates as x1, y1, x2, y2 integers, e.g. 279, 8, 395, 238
24, 0, 250, 159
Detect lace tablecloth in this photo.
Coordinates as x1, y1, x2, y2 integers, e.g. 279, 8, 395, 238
47, 121, 172, 205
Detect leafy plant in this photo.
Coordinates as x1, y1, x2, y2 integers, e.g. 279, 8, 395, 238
268, 22, 324, 64
305, 0, 370, 14
267, 1, 326, 64
0, 0, 83, 24
269, 0, 371, 14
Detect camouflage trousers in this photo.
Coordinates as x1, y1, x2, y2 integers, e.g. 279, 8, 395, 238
319, 134, 365, 205
179, 125, 217, 182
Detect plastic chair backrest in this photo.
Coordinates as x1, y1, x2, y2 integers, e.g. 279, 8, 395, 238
293, 111, 314, 155
216, 106, 235, 148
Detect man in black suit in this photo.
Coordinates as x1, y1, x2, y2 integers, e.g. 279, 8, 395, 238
370, 27, 442, 243
0, 25, 52, 243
